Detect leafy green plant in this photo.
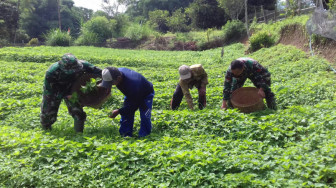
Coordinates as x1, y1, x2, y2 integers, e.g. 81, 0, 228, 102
74, 31, 100, 46
27, 38, 39, 46
222, 20, 246, 44
125, 23, 153, 41
0, 27, 335, 187
248, 31, 275, 52
79, 16, 116, 44
69, 92, 79, 104
0, 39, 9, 47
80, 78, 101, 94
45, 29, 72, 47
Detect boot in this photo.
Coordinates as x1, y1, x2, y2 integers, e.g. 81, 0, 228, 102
198, 95, 206, 110
74, 119, 85, 133
42, 124, 52, 131
266, 96, 277, 110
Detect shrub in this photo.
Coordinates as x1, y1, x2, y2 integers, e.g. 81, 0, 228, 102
222, 20, 246, 44
75, 31, 100, 46
125, 23, 153, 41
148, 10, 169, 33
81, 16, 116, 43
0, 39, 9, 47
45, 29, 72, 46
248, 31, 275, 52
167, 9, 190, 33
27, 38, 39, 46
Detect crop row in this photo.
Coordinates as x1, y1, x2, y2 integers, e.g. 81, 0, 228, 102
0, 43, 335, 187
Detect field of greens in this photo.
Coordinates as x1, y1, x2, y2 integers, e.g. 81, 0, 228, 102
0, 43, 336, 187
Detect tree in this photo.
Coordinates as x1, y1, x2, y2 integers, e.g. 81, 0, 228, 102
80, 16, 116, 43
148, 10, 169, 33
0, 1, 19, 43
102, 0, 123, 17
123, 0, 194, 18
20, 0, 82, 40
167, 9, 190, 32
186, 0, 228, 29
57, 0, 61, 30
217, 0, 245, 20
327, 0, 336, 11
248, 0, 276, 10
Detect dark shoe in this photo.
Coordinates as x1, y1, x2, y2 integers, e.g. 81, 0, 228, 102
74, 120, 85, 133
266, 97, 277, 110
42, 124, 52, 131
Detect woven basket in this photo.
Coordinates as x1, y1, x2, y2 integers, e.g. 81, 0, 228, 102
230, 87, 265, 113
71, 73, 111, 109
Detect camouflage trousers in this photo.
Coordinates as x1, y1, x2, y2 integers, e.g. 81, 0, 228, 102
230, 77, 277, 110
40, 95, 87, 132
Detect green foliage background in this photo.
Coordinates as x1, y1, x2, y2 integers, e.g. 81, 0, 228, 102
0, 40, 335, 186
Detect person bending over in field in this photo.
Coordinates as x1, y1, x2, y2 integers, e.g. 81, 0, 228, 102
171, 64, 208, 110
40, 53, 102, 133
221, 57, 276, 110
100, 67, 155, 137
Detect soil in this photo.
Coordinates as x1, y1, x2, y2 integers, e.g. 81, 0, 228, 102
278, 24, 336, 66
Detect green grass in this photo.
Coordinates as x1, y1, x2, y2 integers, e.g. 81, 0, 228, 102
250, 15, 310, 42
0, 43, 336, 187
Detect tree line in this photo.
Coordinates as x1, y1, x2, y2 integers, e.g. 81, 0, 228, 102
0, 0, 334, 46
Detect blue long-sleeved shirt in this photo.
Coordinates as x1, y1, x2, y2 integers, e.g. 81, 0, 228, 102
117, 68, 154, 115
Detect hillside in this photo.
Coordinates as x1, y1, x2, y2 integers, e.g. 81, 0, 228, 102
109, 15, 336, 68
0, 41, 335, 186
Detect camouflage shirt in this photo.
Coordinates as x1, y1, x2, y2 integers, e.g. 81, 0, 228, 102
43, 60, 102, 99
179, 64, 208, 109
223, 58, 271, 100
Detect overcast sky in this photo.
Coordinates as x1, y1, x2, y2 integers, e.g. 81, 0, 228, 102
73, 0, 127, 12
73, 0, 104, 11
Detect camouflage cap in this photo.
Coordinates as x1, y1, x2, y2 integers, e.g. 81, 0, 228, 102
59, 53, 82, 70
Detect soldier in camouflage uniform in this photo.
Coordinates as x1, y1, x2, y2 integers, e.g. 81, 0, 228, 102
221, 57, 276, 110
171, 64, 208, 110
40, 53, 102, 132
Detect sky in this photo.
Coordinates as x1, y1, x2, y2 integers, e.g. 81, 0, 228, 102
73, 0, 126, 12
73, 0, 105, 11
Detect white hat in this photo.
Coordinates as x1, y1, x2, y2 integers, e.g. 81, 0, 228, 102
100, 67, 121, 88
179, 65, 191, 80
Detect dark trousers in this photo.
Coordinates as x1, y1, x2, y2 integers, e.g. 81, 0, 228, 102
170, 84, 206, 110
119, 91, 154, 137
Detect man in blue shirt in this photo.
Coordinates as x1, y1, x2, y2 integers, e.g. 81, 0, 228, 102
100, 67, 155, 137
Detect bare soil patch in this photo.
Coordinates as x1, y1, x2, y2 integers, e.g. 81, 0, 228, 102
278, 24, 336, 66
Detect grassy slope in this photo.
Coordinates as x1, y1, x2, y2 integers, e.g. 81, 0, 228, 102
250, 15, 310, 42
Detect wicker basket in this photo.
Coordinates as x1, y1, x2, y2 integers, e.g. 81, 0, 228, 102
230, 87, 265, 113
71, 73, 111, 109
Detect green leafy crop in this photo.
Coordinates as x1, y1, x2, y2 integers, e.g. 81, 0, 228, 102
80, 78, 101, 94
0, 16, 335, 187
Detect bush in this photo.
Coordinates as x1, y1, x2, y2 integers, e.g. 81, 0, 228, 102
45, 29, 72, 46
0, 39, 9, 47
222, 20, 246, 44
80, 16, 116, 43
124, 23, 153, 41
148, 10, 169, 33
248, 31, 275, 52
75, 31, 100, 46
167, 9, 190, 33
27, 38, 39, 46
